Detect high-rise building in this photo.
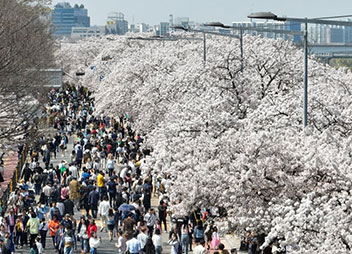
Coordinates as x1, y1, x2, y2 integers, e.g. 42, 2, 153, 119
174, 17, 189, 28
106, 12, 128, 35
159, 22, 169, 36
309, 24, 328, 44
327, 26, 344, 43
129, 24, 136, 33
286, 21, 302, 43
52, 2, 90, 37
169, 14, 173, 27
231, 21, 301, 43
136, 23, 148, 33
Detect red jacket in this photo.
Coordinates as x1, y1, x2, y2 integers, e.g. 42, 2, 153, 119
88, 224, 97, 238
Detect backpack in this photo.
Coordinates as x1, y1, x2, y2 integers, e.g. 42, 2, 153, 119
47, 171, 54, 183
33, 174, 40, 182
115, 192, 124, 208
106, 160, 114, 169
194, 227, 204, 239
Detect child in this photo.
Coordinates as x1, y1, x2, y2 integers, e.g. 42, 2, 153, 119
154, 219, 162, 234
35, 237, 43, 254
30, 244, 38, 254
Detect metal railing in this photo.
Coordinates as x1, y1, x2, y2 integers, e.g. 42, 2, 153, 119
0, 145, 28, 212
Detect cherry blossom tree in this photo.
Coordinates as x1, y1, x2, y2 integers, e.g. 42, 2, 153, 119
60, 33, 352, 253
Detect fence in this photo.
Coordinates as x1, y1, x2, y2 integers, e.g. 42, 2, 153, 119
0, 103, 55, 213
0, 144, 29, 213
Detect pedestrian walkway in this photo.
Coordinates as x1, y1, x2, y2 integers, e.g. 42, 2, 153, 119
15, 134, 172, 254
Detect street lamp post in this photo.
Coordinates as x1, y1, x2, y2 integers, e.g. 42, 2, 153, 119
203, 31, 206, 63
240, 27, 243, 72
248, 12, 352, 130
205, 22, 303, 72
171, 25, 207, 64
205, 22, 245, 72
171, 25, 241, 65
303, 21, 308, 128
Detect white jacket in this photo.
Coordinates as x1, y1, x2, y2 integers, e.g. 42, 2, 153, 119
98, 200, 111, 216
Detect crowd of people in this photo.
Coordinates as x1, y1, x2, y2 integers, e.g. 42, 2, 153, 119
0, 85, 245, 254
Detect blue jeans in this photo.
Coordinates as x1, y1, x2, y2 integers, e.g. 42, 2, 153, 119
64, 246, 74, 254
91, 247, 97, 254
81, 238, 88, 252
181, 234, 189, 254
91, 204, 98, 218
155, 246, 162, 254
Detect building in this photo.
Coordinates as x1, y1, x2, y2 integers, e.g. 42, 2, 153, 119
327, 26, 344, 43
231, 21, 302, 43
169, 14, 173, 27
286, 21, 302, 43
106, 12, 128, 35
174, 17, 189, 28
159, 22, 169, 36
129, 24, 136, 33
71, 26, 105, 40
136, 23, 148, 33
52, 2, 90, 37
308, 24, 328, 44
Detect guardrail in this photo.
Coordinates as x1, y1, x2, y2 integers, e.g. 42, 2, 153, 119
0, 101, 59, 212
0, 145, 28, 213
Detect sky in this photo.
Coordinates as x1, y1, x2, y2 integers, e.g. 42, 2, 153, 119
52, 0, 352, 26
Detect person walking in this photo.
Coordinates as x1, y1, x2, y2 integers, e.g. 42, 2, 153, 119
145, 238, 156, 254
152, 229, 163, 254
144, 208, 156, 238
26, 213, 40, 248
87, 219, 97, 239
193, 239, 206, 254
137, 227, 148, 251
15, 217, 24, 248
168, 232, 181, 254
88, 187, 99, 219
126, 231, 142, 254
106, 177, 117, 207
106, 209, 115, 241
97, 197, 110, 232
39, 218, 48, 249
158, 200, 168, 232
115, 230, 127, 254
181, 222, 190, 254
62, 226, 74, 254
48, 215, 60, 248
69, 177, 81, 210
106, 154, 115, 177
77, 216, 89, 254
89, 231, 101, 254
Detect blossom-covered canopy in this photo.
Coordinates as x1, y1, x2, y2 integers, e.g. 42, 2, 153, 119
60, 33, 352, 253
